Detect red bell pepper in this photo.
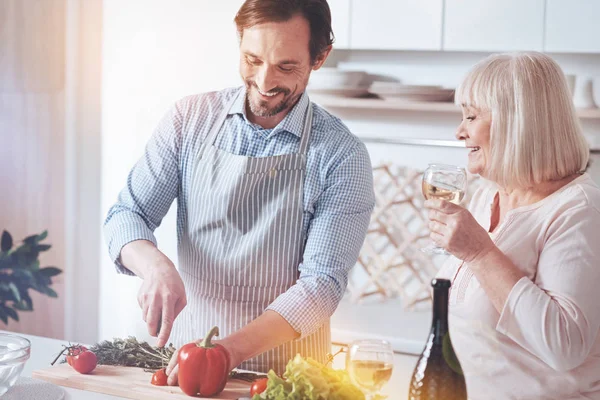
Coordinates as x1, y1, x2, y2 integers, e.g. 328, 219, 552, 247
177, 326, 231, 397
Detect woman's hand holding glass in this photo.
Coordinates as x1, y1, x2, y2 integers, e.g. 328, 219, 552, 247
424, 197, 496, 263
421, 164, 468, 255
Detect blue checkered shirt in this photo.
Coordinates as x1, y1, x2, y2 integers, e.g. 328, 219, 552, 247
103, 86, 375, 336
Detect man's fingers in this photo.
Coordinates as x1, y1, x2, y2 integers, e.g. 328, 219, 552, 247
167, 364, 179, 386
146, 301, 161, 338
141, 299, 150, 323
174, 296, 187, 317
166, 349, 179, 374
156, 300, 176, 348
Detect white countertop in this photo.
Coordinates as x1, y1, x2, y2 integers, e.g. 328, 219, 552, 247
5, 331, 125, 400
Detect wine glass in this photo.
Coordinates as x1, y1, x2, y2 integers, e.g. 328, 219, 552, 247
347, 339, 394, 399
421, 163, 467, 255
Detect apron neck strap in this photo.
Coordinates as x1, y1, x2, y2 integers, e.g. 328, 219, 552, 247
198, 89, 241, 158
297, 102, 313, 156
200, 88, 314, 158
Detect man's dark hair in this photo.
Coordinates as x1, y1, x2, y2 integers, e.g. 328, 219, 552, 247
234, 0, 335, 64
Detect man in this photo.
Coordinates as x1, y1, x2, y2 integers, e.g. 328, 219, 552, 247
103, 0, 374, 381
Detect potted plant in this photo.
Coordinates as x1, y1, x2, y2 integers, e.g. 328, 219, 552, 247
0, 230, 62, 324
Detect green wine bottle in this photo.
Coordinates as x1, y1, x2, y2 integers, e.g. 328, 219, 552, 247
408, 279, 467, 399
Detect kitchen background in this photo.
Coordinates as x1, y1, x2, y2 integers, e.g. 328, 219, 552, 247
1, 0, 600, 394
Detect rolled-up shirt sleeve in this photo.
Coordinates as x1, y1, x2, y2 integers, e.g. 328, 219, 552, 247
496, 205, 600, 372
267, 140, 375, 337
103, 102, 183, 275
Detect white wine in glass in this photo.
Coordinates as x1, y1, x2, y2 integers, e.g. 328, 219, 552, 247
421, 164, 467, 255
347, 340, 394, 399
422, 181, 464, 205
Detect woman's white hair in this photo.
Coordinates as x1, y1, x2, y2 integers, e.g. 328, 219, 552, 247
455, 52, 589, 189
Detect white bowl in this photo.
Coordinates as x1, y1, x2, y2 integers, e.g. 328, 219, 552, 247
0, 333, 31, 396
308, 68, 367, 89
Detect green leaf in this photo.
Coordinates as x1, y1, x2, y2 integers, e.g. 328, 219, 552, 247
1, 231, 12, 253
36, 244, 51, 252
23, 234, 39, 246
35, 274, 51, 287
4, 307, 18, 322
21, 292, 32, 308
43, 287, 58, 298
14, 291, 33, 311
39, 267, 62, 277
14, 300, 32, 311
8, 283, 20, 302
0, 230, 58, 323
0, 307, 8, 325
17, 251, 39, 268
0, 284, 13, 302
13, 269, 34, 281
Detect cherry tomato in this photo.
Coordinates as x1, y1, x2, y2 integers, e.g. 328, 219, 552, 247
250, 377, 268, 396
70, 349, 97, 374
151, 368, 168, 386
66, 345, 87, 366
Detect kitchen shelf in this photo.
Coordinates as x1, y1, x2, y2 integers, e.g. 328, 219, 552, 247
314, 97, 600, 120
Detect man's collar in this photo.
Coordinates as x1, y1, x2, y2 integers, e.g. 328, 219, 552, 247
227, 86, 309, 138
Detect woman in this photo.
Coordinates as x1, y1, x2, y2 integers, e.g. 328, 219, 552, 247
427, 52, 600, 399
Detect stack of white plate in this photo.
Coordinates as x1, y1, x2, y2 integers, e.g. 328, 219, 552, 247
369, 81, 455, 102
307, 68, 370, 98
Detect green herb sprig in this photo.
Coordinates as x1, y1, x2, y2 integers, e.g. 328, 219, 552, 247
80, 337, 266, 382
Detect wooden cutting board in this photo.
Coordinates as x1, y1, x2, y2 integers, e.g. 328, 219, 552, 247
32, 364, 252, 399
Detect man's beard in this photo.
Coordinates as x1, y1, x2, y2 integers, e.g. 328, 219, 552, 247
245, 81, 296, 118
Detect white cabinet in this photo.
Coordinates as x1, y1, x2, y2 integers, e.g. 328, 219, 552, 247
545, 0, 600, 53
329, 0, 351, 49
443, 0, 545, 52
349, 0, 443, 50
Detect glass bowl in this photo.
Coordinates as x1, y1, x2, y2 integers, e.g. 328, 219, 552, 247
0, 333, 31, 396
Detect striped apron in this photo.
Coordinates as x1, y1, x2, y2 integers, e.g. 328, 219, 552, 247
170, 89, 331, 374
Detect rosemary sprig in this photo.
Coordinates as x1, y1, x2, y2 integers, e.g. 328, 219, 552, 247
89, 336, 175, 370
76, 337, 266, 382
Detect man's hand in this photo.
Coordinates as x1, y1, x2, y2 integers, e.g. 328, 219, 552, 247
121, 240, 187, 347
139, 261, 187, 347
164, 310, 296, 386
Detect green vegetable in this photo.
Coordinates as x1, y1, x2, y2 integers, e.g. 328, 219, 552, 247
252, 354, 365, 400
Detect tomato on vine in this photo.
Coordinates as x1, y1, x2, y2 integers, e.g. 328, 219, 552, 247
52, 344, 97, 374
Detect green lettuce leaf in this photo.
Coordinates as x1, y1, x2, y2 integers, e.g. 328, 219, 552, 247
251, 354, 365, 400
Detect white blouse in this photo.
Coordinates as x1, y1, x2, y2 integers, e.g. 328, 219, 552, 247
437, 173, 600, 400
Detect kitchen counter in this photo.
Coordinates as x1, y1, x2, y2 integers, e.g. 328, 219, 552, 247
4, 327, 420, 399
4, 330, 125, 400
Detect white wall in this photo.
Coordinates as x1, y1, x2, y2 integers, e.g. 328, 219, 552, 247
0, 0, 67, 340
100, 0, 244, 342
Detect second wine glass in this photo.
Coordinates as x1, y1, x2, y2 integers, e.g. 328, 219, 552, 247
421, 163, 468, 255
347, 339, 394, 400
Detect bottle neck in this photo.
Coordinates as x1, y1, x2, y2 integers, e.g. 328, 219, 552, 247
431, 286, 449, 344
